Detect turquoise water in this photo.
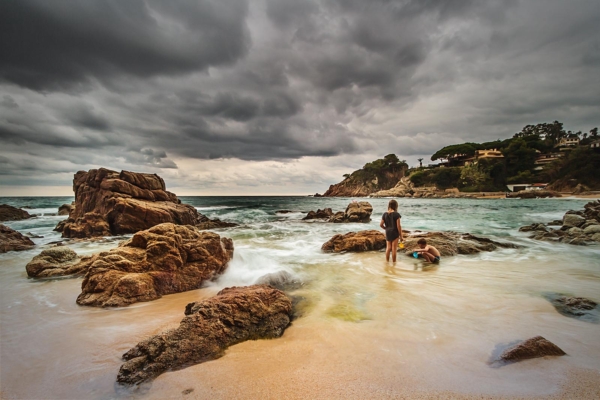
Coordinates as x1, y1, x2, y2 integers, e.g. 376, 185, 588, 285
1, 196, 599, 398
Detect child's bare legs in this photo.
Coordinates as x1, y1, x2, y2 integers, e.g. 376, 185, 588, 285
385, 241, 392, 262
420, 252, 435, 263
391, 237, 399, 262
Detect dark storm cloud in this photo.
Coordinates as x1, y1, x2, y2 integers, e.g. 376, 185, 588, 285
0, 0, 250, 91
0, 0, 599, 190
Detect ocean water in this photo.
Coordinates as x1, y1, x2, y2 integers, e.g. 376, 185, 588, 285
1, 196, 599, 399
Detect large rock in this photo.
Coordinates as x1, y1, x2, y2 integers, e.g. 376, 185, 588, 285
497, 336, 566, 363
25, 247, 87, 278
402, 231, 518, 256
117, 285, 292, 385
583, 225, 600, 235
322, 230, 387, 253
56, 168, 235, 238
0, 224, 35, 253
337, 201, 373, 223
0, 204, 33, 222
370, 177, 414, 198
76, 223, 233, 307
563, 214, 585, 228
545, 294, 599, 323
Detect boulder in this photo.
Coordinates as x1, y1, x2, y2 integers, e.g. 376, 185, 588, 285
76, 223, 233, 307
545, 294, 599, 323
497, 336, 566, 363
567, 227, 584, 236
519, 223, 547, 232
592, 233, 600, 242
563, 214, 585, 228
583, 225, 600, 235
302, 208, 333, 220
341, 201, 373, 223
322, 230, 386, 253
402, 231, 518, 256
58, 203, 74, 216
0, 224, 35, 253
117, 285, 292, 385
26, 247, 87, 278
0, 204, 33, 222
56, 168, 235, 238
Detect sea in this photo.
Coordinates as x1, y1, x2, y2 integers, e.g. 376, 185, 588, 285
1, 196, 599, 399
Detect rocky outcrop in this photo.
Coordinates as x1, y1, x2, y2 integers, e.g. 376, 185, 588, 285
497, 336, 566, 363
303, 202, 373, 223
302, 208, 333, 220
58, 203, 75, 216
370, 177, 415, 198
402, 231, 518, 256
117, 285, 292, 385
25, 247, 87, 278
0, 224, 35, 253
56, 168, 235, 238
545, 294, 599, 323
322, 230, 386, 253
506, 190, 561, 199
519, 200, 600, 245
0, 204, 33, 222
76, 223, 233, 307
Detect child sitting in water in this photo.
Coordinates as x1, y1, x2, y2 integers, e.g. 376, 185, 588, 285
380, 199, 403, 262
412, 238, 441, 263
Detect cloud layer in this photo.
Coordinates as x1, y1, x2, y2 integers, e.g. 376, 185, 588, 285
0, 0, 599, 194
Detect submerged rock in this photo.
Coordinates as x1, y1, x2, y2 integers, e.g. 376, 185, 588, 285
497, 336, 566, 363
545, 294, 599, 323
76, 223, 233, 307
322, 230, 386, 253
303, 201, 373, 223
256, 270, 303, 291
117, 285, 292, 385
57, 203, 75, 216
0, 224, 35, 253
0, 204, 33, 222
57, 168, 235, 238
26, 247, 86, 278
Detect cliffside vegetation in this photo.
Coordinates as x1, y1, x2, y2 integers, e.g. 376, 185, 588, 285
412, 121, 599, 191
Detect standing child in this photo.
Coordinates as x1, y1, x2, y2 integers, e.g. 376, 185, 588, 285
380, 199, 403, 262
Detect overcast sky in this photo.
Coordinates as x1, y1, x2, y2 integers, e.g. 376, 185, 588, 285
1, 0, 599, 196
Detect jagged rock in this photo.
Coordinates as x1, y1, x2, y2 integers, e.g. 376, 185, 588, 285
54, 220, 67, 232
322, 230, 386, 253
58, 203, 75, 216
581, 220, 599, 229
25, 247, 87, 278
302, 208, 333, 220
339, 201, 373, 223
57, 168, 234, 238
567, 227, 584, 235
545, 294, 599, 323
0, 224, 35, 253
116, 285, 292, 385
592, 233, 600, 242
563, 214, 585, 228
519, 223, 547, 232
370, 177, 414, 198
0, 204, 33, 222
402, 231, 518, 256
506, 190, 561, 199
547, 219, 563, 226
76, 223, 233, 307
497, 336, 566, 363
196, 215, 238, 230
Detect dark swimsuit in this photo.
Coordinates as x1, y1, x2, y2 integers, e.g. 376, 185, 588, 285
382, 211, 401, 242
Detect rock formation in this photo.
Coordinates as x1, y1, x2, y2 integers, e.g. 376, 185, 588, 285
545, 294, 599, 323
519, 200, 600, 245
370, 177, 415, 198
58, 203, 74, 216
26, 247, 87, 278
497, 336, 566, 363
322, 230, 387, 253
117, 285, 292, 385
56, 168, 235, 238
402, 231, 518, 256
0, 224, 35, 253
76, 223, 233, 307
303, 202, 373, 223
0, 204, 33, 222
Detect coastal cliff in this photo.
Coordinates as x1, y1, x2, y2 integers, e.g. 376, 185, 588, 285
323, 154, 407, 197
